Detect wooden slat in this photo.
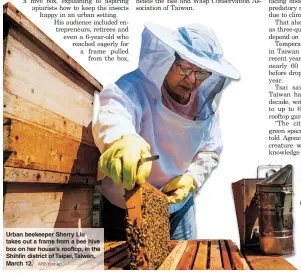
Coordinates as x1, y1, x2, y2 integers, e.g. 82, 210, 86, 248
158, 240, 188, 270
124, 185, 143, 227
176, 240, 198, 270
209, 240, 223, 270
192, 240, 208, 270
3, 167, 96, 185
4, 91, 94, 146
104, 243, 127, 260
4, 3, 102, 91
244, 248, 296, 270
3, 183, 93, 228
4, 119, 99, 175
170, 240, 178, 249
104, 242, 115, 249
231, 241, 250, 270
227, 240, 244, 270
4, 27, 94, 127
109, 256, 129, 270
220, 240, 232, 270
104, 241, 126, 252
104, 250, 128, 270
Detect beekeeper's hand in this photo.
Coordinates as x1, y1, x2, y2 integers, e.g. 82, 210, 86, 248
99, 135, 152, 190
162, 175, 196, 204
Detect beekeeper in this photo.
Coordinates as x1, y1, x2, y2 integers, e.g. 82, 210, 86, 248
92, 23, 240, 240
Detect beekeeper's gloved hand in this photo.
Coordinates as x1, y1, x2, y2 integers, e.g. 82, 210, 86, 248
162, 175, 196, 204
99, 135, 152, 190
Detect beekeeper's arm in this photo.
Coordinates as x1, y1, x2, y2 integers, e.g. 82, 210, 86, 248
92, 85, 152, 191
162, 113, 222, 203
185, 112, 222, 189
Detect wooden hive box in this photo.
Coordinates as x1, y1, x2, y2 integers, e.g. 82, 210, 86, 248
103, 240, 297, 270
3, 3, 102, 228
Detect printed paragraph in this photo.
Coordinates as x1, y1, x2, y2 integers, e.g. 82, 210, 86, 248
4, 228, 104, 270
25, 0, 130, 62
268, 0, 301, 156
135, 0, 262, 12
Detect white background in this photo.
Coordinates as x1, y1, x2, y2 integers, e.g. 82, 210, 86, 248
1, 0, 300, 272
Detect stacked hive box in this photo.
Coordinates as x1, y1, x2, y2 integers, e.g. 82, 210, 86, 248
3, 3, 101, 228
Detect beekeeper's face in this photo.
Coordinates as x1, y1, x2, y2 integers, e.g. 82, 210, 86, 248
164, 58, 211, 98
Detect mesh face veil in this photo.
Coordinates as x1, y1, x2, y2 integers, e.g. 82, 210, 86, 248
138, 24, 237, 121
168, 52, 226, 121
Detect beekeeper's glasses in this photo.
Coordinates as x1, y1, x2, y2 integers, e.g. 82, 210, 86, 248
175, 61, 212, 82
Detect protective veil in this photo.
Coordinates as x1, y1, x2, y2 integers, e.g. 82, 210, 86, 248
92, 23, 240, 210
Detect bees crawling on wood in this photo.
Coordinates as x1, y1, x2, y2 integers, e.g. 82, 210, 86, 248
125, 188, 171, 270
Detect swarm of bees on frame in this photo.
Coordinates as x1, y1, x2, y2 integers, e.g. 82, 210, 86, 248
125, 188, 171, 270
